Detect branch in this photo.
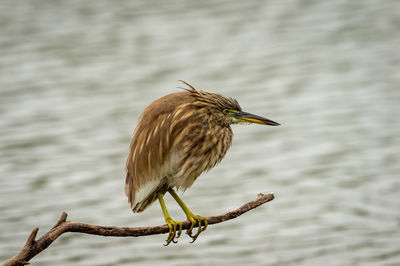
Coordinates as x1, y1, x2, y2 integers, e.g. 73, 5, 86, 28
3, 192, 274, 266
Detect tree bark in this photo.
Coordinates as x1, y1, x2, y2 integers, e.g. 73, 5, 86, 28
3, 192, 274, 266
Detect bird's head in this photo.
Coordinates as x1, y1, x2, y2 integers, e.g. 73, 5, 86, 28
180, 80, 280, 127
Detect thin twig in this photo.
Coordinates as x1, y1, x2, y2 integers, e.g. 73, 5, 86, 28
3, 192, 274, 266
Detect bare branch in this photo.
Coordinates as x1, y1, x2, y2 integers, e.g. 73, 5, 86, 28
52, 212, 67, 229
3, 192, 274, 266
25, 228, 38, 247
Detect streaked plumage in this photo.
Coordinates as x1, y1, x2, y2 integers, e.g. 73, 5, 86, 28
125, 88, 239, 212
125, 81, 279, 244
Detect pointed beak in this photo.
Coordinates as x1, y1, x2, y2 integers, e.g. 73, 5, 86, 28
235, 111, 280, 126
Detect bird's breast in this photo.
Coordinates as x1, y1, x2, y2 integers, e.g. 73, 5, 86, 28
168, 124, 233, 190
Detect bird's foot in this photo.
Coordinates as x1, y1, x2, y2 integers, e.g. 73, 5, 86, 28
186, 213, 208, 243
164, 217, 183, 246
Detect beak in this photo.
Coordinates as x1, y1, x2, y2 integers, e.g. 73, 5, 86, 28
235, 111, 280, 126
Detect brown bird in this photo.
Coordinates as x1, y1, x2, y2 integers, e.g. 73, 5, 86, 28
125, 81, 280, 245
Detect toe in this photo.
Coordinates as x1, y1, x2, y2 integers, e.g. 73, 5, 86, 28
189, 216, 203, 243
164, 219, 182, 246
187, 217, 196, 237
202, 217, 208, 231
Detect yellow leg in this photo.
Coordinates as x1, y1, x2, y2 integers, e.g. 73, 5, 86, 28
157, 192, 182, 245
168, 188, 208, 242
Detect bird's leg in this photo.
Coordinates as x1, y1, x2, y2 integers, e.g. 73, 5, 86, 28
157, 192, 182, 245
168, 188, 208, 243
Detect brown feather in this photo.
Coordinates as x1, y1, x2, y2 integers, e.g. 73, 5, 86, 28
125, 87, 238, 212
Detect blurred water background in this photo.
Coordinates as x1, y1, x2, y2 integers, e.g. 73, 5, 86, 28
1, 0, 399, 265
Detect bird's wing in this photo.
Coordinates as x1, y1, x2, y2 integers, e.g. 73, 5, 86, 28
125, 92, 190, 212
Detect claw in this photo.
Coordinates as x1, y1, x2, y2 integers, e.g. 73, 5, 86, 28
164, 218, 183, 246
167, 188, 208, 243
186, 214, 208, 243
187, 216, 196, 236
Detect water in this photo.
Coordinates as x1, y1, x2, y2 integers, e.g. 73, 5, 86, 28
1, 0, 399, 265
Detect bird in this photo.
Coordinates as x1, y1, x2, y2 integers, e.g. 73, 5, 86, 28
125, 81, 280, 245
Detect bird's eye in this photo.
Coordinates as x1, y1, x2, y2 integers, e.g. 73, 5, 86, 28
223, 109, 230, 115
